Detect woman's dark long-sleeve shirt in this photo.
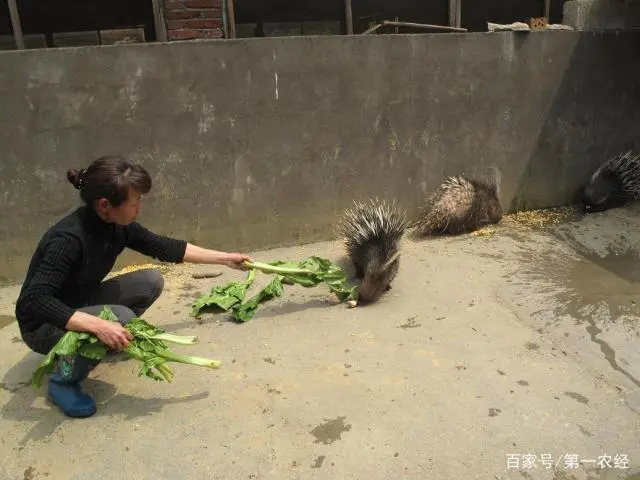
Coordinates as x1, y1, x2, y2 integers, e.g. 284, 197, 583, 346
15, 206, 187, 333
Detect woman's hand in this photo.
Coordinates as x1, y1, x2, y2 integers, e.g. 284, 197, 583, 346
92, 320, 133, 351
183, 243, 253, 270
219, 252, 253, 270
66, 312, 133, 351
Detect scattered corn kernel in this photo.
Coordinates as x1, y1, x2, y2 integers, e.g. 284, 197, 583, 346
470, 226, 496, 237
503, 206, 576, 228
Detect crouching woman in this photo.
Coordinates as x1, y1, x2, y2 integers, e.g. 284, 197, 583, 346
15, 155, 252, 418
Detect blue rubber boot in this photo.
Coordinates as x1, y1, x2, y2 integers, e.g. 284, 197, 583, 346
47, 355, 99, 418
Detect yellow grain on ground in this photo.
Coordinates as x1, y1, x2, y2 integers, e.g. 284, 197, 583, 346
503, 206, 576, 229
470, 226, 497, 237
110, 263, 161, 276
108, 262, 195, 289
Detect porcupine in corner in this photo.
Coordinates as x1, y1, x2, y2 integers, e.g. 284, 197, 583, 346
409, 166, 503, 237
338, 198, 409, 306
581, 150, 640, 213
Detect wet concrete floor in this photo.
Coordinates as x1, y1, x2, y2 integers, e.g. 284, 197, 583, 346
0, 205, 639, 480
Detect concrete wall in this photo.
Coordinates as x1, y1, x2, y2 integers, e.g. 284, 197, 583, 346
562, 0, 627, 30
1, 31, 639, 283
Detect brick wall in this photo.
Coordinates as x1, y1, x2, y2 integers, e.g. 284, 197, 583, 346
164, 0, 224, 40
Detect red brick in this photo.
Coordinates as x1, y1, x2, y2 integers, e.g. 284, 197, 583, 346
168, 29, 202, 40
165, 0, 185, 10
184, 18, 221, 29
166, 9, 201, 20
184, 0, 221, 8
167, 19, 189, 30
199, 8, 221, 18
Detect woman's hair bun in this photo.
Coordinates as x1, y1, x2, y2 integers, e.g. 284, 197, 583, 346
67, 168, 84, 190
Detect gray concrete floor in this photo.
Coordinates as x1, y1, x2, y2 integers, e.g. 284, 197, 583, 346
0, 206, 639, 480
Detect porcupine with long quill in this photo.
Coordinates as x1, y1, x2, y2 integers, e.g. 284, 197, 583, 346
338, 198, 409, 306
409, 166, 503, 236
581, 150, 640, 213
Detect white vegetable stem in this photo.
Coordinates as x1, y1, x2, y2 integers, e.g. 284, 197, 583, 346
243, 260, 310, 275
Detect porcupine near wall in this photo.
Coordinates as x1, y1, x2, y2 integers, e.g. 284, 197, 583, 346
409, 166, 503, 237
581, 150, 640, 213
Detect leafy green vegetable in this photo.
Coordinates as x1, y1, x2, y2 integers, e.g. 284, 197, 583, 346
31, 306, 220, 388
232, 274, 285, 322
190, 268, 257, 315
190, 256, 358, 322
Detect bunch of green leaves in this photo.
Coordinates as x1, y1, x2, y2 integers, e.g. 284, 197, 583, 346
31, 306, 220, 388
190, 256, 358, 322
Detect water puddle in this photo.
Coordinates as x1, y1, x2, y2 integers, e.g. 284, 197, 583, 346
309, 416, 351, 445
561, 251, 640, 387
560, 251, 640, 320
512, 225, 640, 387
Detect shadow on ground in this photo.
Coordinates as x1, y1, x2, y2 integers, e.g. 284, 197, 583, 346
1, 351, 209, 447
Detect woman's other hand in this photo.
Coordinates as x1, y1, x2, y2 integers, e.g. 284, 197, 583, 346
93, 320, 133, 351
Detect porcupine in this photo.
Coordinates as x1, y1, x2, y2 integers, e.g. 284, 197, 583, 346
338, 198, 409, 306
581, 149, 640, 213
409, 166, 503, 236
